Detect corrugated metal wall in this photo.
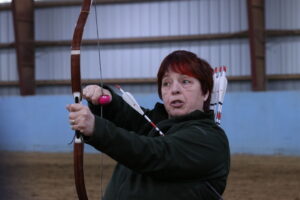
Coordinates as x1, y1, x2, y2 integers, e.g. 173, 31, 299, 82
0, 9, 16, 83
266, 0, 300, 75
34, 0, 248, 81
265, 0, 300, 90
0, 0, 300, 95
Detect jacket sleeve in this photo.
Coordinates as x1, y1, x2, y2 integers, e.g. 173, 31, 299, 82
85, 117, 229, 180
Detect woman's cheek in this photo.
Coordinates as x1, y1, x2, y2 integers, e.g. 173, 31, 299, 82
161, 93, 171, 111
161, 91, 168, 102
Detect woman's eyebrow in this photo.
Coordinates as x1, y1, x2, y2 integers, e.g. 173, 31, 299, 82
162, 74, 169, 79
181, 74, 192, 78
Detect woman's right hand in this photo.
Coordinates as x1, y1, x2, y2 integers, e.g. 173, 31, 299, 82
82, 85, 112, 105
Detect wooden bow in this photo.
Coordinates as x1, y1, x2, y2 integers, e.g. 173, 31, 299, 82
71, 0, 92, 199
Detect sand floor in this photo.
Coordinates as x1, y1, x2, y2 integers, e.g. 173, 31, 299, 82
0, 152, 300, 200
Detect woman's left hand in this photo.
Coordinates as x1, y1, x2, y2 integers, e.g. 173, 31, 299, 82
66, 104, 95, 137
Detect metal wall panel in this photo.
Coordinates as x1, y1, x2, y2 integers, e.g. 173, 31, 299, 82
1, 0, 251, 95
0, 86, 19, 96
266, 36, 300, 75
35, 47, 70, 80
268, 80, 300, 91
2, 0, 300, 95
85, 0, 248, 38
0, 9, 18, 95
35, 38, 250, 81
266, 0, 300, 29
0, 10, 14, 43
0, 49, 17, 80
266, 0, 300, 77
34, 0, 248, 40
35, 6, 79, 41
0, 9, 17, 94
34, 0, 249, 82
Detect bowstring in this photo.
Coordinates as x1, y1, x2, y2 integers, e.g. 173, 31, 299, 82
92, 0, 104, 198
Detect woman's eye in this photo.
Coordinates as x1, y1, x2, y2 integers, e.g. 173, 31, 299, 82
182, 80, 191, 84
162, 81, 170, 87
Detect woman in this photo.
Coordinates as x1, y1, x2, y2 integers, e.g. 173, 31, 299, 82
67, 50, 230, 200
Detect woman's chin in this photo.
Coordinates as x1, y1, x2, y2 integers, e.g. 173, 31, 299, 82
168, 110, 187, 118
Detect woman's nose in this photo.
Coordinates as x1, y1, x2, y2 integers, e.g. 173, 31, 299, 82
171, 82, 181, 95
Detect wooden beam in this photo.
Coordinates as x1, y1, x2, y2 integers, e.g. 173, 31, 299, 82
12, 0, 35, 95
2, 29, 300, 49
33, 0, 171, 8
247, 0, 266, 91
0, 43, 14, 49
0, 0, 176, 11
267, 29, 300, 37
0, 3, 11, 11
1, 74, 300, 87
0, 31, 248, 49
35, 31, 249, 47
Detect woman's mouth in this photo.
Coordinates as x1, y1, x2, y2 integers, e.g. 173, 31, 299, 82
170, 100, 184, 108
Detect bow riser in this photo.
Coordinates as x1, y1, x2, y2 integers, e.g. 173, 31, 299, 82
71, 55, 82, 95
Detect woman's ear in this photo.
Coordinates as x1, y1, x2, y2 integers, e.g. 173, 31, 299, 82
203, 92, 209, 101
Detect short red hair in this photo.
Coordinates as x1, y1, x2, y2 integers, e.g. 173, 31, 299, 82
157, 50, 213, 112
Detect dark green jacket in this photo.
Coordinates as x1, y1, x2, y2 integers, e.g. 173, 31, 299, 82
86, 91, 230, 200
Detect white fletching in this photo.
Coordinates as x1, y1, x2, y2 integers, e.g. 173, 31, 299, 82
121, 91, 145, 116
116, 85, 165, 136
210, 66, 228, 125
218, 67, 228, 104
215, 68, 221, 105
210, 68, 218, 111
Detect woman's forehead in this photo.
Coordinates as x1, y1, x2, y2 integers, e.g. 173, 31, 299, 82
164, 65, 197, 78
163, 70, 195, 79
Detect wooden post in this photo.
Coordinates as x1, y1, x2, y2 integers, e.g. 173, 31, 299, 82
12, 0, 35, 95
247, 0, 266, 91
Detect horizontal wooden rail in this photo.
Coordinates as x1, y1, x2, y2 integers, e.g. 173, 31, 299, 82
0, 42, 14, 49
0, 0, 172, 11
2, 30, 300, 49
36, 32, 249, 47
0, 31, 249, 49
267, 30, 300, 37
1, 74, 299, 87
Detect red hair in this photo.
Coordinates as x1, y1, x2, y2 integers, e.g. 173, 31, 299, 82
157, 50, 213, 112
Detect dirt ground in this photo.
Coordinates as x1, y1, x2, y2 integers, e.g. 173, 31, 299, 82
0, 152, 300, 200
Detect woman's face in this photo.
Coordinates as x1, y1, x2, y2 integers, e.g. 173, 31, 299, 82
161, 70, 208, 118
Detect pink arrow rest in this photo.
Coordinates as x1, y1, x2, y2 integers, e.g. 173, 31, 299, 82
98, 95, 111, 105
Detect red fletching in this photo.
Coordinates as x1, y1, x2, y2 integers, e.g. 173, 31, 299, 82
217, 112, 221, 119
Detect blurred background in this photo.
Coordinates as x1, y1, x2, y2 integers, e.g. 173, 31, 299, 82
1, 0, 299, 154
0, 0, 300, 199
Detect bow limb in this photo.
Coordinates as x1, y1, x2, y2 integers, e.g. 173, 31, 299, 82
71, 0, 92, 199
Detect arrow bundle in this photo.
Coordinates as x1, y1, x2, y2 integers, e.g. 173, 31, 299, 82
210, 66, 228, 125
